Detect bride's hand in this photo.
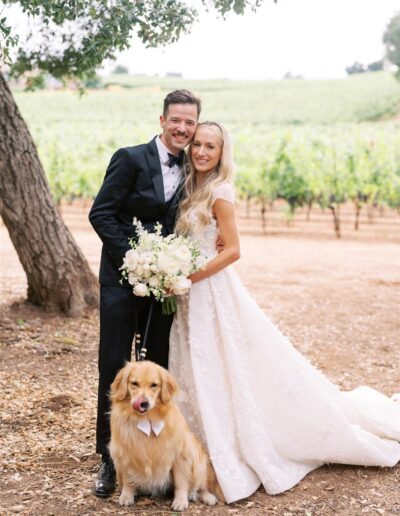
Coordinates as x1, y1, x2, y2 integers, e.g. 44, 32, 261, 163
188, 272, 201, 284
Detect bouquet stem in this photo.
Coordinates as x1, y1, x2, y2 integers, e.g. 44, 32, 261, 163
162, 296, 177, 315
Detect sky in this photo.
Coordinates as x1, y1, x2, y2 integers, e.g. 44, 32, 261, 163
111, 0, 399, 80
4, 1, 399, 81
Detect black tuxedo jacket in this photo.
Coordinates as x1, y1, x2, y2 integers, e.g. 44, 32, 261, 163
89, 137, 183, 287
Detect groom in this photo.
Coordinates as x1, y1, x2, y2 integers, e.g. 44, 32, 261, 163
89, 89, 201, 497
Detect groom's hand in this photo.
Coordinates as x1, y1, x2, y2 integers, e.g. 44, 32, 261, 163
216, 235, 224, 253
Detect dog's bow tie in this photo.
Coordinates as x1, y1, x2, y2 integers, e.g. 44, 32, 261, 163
137, 418, 165, 436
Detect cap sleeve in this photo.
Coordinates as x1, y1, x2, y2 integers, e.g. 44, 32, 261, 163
211, 183, 236, 206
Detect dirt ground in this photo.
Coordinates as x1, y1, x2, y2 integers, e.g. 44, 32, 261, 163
1, 203, 400, 516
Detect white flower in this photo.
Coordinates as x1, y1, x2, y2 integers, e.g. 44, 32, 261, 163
128, 272, 136, 285
143, 268, 152, 279
171, 276, 192, 296
144, 253, 153, 265
133, 283, 150, 297
157, 253, 181, 275
172, 246, 192, 264
125, 249, 139, 271
148, 275, 161, 288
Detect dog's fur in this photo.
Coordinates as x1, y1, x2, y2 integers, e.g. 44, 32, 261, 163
109, 360, 220, 510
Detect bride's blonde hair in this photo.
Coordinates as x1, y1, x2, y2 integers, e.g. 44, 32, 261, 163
175, 122, 234, 236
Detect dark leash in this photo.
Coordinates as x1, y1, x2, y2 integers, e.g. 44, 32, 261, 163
134, 298, 154, 361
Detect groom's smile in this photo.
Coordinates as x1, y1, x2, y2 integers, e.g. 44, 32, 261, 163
160, 103, 198, 154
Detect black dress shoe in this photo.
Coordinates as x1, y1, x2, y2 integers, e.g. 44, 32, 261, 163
93, 455, 116, 497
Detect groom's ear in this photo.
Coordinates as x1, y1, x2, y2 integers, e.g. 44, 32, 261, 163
160, 115, 165, 128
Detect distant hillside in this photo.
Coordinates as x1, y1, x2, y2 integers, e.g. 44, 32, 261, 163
99, 72, 400, 125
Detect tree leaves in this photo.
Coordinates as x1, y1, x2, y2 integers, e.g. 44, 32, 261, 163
383, 12, 400, 80
0, 0, 269, 83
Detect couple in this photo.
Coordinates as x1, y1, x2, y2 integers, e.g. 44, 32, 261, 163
89, 89, 400, 503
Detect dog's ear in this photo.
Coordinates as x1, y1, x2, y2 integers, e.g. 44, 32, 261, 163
160, 368, 178, 404
110, 363, 132, 402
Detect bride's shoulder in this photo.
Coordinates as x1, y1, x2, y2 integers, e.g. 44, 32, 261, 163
211, 182, 236, 205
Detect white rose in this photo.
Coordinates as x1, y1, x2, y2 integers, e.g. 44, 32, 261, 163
133, 283, 150, 297
157, 253, 180, 275
144, 253, 153, 265
128, 273, 136, 285
148, 275, 161, 288
172, 246, 192, 264
125, 249, 139, 271
136, 265, 144, 278
143, 268, 152, 279
171, 276, 192, 296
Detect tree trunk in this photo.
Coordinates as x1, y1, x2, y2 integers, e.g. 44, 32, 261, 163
329, 204, 341, 239
260, 197, 267, 234
306, 199, 312, 221
367, 203, 374, 224
0, 72, 99, 315
246, 194, 251, 218
354, 199, 361, 231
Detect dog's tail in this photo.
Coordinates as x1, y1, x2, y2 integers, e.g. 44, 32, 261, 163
206, 461, 225, 502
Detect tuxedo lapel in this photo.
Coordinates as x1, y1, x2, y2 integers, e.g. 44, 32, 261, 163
146, 137, 165, 205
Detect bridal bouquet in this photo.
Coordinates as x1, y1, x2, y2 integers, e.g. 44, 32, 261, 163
120, 219, 206, 315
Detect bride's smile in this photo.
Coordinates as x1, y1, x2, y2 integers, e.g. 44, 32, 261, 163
191, 126, 222, 175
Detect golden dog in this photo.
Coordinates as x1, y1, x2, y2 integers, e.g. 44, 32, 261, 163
109, 360, 219, 510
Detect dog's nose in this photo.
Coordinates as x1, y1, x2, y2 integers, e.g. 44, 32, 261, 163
140, 400, 149, 410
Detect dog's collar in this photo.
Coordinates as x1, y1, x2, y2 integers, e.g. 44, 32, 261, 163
137, 418, 164, 437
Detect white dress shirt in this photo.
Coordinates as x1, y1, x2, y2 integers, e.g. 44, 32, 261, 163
155, 135, 183, 202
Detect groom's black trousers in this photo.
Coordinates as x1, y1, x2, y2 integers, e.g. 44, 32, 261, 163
96, 286, 173, 455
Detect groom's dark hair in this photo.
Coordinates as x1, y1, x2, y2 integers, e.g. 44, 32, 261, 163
163, 89, 202, 119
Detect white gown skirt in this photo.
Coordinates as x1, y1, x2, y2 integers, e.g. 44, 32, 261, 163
169, 266, 400, 503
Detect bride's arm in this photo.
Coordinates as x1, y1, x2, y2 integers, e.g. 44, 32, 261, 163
188, 199, 240, 284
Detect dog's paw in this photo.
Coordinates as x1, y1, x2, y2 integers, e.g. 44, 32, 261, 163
171, 497, 189, 511
201, 491, 218, 506
188, 491, 198, 502
119, 491, 135, 506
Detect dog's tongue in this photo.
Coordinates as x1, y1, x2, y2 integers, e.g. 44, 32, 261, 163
132, 397, 145, 412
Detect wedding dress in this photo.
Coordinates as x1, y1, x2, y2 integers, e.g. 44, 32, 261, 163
168, 182, 400, 503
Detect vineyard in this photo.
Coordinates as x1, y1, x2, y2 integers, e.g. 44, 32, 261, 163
13, 71, 400, 237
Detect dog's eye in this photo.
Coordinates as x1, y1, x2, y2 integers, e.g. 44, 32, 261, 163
131, 381, 139, 386
150, 383, 158, 388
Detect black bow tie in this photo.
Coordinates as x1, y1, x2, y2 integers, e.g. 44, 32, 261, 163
167, 152, 184, 168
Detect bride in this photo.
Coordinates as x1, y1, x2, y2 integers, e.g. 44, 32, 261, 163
168, 121, 400, 503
